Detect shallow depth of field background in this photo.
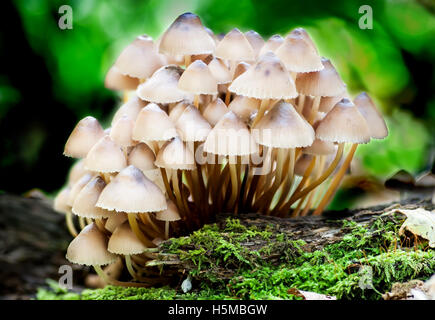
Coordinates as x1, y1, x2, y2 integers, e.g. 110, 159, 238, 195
0, 0, 434, 209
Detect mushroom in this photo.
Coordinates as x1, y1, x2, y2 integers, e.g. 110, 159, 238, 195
158, 12, 215, 67
177, 60, 218, 109
111, 95, 147, 126
258, 34, 284, 56
155, 200, 181, 239
104, 66, 140, 92
203, 98, 228, 127
84, 135, 127, 174
244, 30, 265, 58
228, 95, 260, 125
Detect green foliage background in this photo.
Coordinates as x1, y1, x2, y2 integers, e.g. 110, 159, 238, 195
0, 0, 434, 196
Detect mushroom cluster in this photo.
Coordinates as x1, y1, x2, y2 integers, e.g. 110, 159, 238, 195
54, 12, 388, 285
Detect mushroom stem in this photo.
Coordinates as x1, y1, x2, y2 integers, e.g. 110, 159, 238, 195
286, 143, 344, 207
228, 156, 239, 212
127, 213, 155, 247
165, 221, 169, 239
94, 265, 149, 287
142, 212, 161, 234
184, 55, 191, 68
125, 255, 139, 280
65, 210, 78, 237
194, 94, 200, 108
308, 96, 321, 124
247, 146, 272, 209
123, 91, 129, 103
297, 94, 305, 114
300, 155, 325, 215
252, 99, 269, 127
78, 216, 86, 230
313, 143, 358, 215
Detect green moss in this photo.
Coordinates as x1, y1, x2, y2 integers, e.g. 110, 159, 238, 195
38, 216, 435, 300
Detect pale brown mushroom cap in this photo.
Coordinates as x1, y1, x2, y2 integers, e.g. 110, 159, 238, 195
289, 28, 318, 53
176, 105, 212, 141
108, 221, 147, 255
178, 60, 218, 95
155, 137, 196, 171
208, 57, 232, 84
72, 176, 112, 219
105, 212, 128, 233
318, 95, 348, 113
104, 66, 139, 91
354, 92, 388, 139
232, 62, 251, 80
64, 116, 105, 158
114, 35, 164, 79
275, 34, 323, 73
136, 65, 188, 104
169, 100, 189, 123
245, 30, 265, 58
228, 95, 260, 124
203, 98, 228, 126
111, 95, 147, 126
127, 143, 156, 172
85, 135, 127, 173
316, 98, 371, 144
132, 103, 178, 142
155, 200, 181, 222
296, 58, 347, 97
303, 139, 337, 156
66, 223, 117, 266
68, 159, 89, 186
259, 34, 284, 56
215, 28, 255, 62
54, 186, 71, 214
96, 165, 167, 213
253, 101, 315, 148
415, 172, 435, 187
110, 115, 136, 148
159, 12, 215, 56
204, 111, 258, 156
229, 52, 298, 99
67, 173, 94, 206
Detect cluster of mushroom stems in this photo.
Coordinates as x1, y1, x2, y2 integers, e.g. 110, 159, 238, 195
54, 12, 388, 286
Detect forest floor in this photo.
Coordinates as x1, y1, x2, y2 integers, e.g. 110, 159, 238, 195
1, 193, 434, 300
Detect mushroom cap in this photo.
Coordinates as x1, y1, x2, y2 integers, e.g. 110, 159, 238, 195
354, 92, 388, 139
155, 200, 181, 221
169, 100, 189, 122
85, 135, 127, 173
289, 28, 318, 53
208, 57, 232, 84
72, 176, 112, 219
104, 66, 139, 91
228, 95, 260, 123
275, 34, 323, 73
114, 35, 164, 79
111, 96, 147, 126
303, 139, 337, 156
296, 58, 347, 97
253, 101, 315, 148
64, 116, 105, 158
204, 111, 258, 156
110, 115, 136, 148
318, 95, 347, 113
384, 170, 415, 190
108, 221, 147, 255
415, 172, 435, 188
54, 186, 71, 214
229, 52, 298, 99
127, 143, 156, 172
316, 98, 371, 144
67, 173, 94, 206
96, 165, 167, 213
215, 28, 255, 62
175, 105, 211, 142
159, 12, 215, 56
132, 103, 178, 142
178, 60, 218, 95
66, 223, 117, 266
155, 137, 196, 170
136, 65, 188, 104
259, 34, 284, 56
105, 212, 128, 233
203, 98, 228, 126
245, 30, 265, 58
68, 159, 89, 186
232, 61, 251, 80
